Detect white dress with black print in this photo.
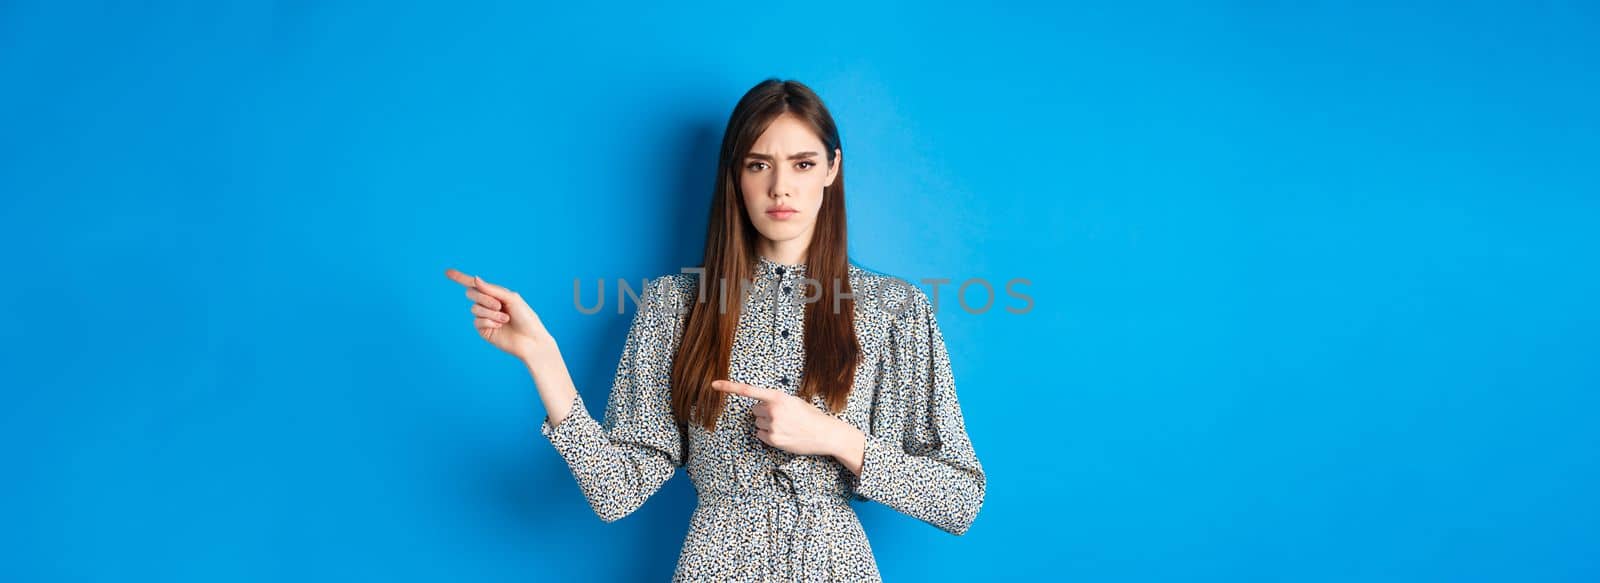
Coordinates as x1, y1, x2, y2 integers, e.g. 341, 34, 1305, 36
540, 254, 985, 581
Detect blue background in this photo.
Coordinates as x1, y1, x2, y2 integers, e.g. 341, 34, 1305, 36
3, 1, 1597, 581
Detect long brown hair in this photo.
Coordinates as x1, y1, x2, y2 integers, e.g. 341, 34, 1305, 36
670, 78, 861, 432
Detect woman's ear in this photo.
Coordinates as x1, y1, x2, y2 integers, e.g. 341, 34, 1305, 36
826, 147, 842, 187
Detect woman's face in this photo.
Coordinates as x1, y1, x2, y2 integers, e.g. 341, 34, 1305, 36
740, 113, 841, 250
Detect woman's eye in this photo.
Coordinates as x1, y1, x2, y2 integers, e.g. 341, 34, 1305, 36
796, 161, 815, 170
746, 161, 767, 171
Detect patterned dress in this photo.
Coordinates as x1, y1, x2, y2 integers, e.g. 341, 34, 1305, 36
540, 254, 985, 581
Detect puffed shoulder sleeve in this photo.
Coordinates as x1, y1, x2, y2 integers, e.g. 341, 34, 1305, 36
539, 275, 687, 523
847, 283, 987, 535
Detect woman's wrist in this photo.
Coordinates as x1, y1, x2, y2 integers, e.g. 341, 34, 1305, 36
518, 336, 561, 371
522, 341, 578, 427
828, 419, 867, 476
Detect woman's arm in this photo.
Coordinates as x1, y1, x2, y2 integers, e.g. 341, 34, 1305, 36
532, 276, 688, 523
524, 342, 578, 427
846, 285, 987, 536
447, 268, 685, 523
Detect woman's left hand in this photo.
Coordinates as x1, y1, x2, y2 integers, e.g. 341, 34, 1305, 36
712, 380, 851, 457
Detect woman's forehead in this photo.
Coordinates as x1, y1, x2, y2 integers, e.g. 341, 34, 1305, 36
748, 115, 825, 153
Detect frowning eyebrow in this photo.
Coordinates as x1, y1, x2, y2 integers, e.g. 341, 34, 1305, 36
745, 151, 819, 161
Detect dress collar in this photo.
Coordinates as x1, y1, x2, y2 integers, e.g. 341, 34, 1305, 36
755, 253, 807, 279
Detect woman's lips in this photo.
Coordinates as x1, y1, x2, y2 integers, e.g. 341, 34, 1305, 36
766, 208, 798, 220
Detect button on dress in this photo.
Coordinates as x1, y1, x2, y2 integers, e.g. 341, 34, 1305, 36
539, 255, 986, 581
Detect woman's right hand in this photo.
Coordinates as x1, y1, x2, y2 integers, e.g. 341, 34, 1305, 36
444, 268, 556, 363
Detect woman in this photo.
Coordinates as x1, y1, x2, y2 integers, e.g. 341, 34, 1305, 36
444, 78, 984, 581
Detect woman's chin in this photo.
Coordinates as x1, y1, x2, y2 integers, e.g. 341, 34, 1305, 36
753, 224, 812, 244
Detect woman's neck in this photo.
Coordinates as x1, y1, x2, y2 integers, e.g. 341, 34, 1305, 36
756, 238, 809, 266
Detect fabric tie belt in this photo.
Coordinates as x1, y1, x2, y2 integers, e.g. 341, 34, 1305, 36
698, 459, 850, 582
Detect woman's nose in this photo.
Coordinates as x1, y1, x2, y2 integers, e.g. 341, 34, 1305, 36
767, 167, 794, 198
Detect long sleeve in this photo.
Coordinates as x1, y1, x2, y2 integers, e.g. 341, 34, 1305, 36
847, 285, 987, 535
539, 275, 686, 523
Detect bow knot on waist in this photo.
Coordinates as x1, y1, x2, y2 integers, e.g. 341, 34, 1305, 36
695, 458, 849, 581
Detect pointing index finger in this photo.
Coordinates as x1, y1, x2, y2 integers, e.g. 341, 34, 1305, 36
444, 268, 476, 288
444, 267, 516, 301
712, 380, 780, 402
472, 275, 516, 301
